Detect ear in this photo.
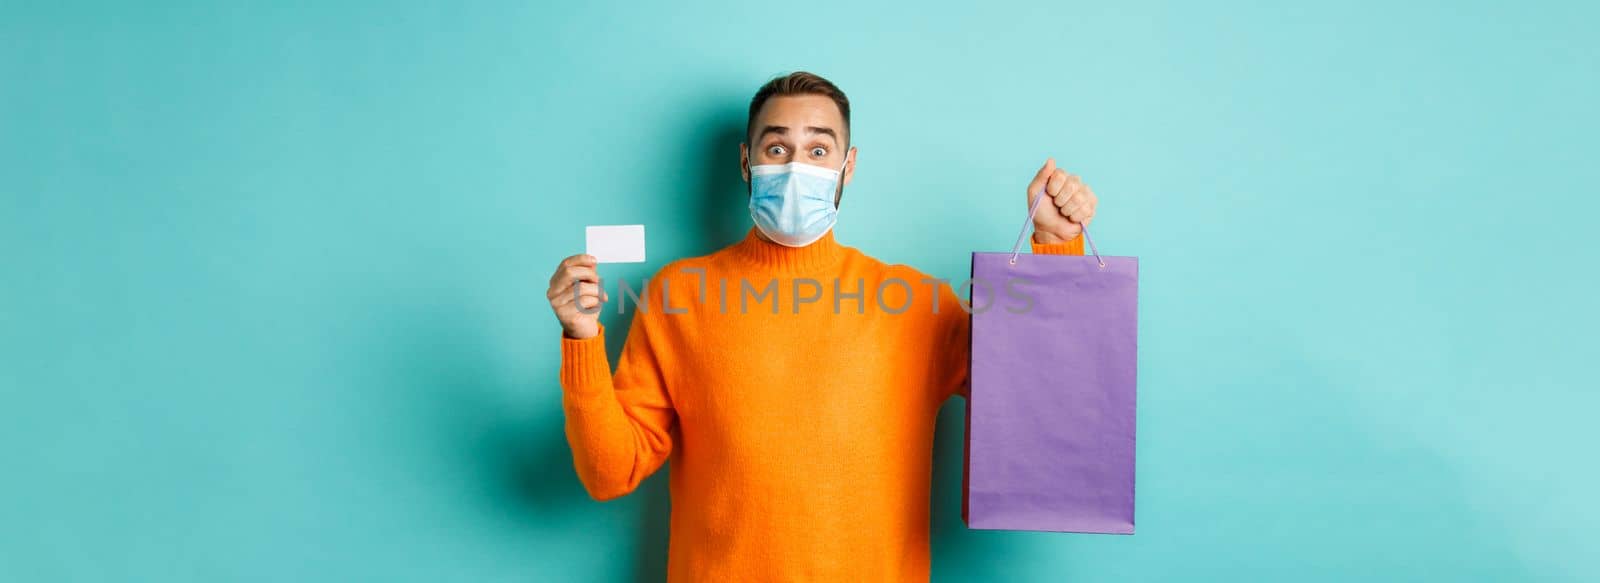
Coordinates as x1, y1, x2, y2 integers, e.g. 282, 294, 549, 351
841, 146, 857, 187
739, 143, 751, 183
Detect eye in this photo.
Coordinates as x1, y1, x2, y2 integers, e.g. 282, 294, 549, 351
766, 145, 786, 156
810, 147, 827, 158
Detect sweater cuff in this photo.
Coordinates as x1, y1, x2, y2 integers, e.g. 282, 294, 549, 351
1030, 232, 1085, 255
560, 324, 613, 407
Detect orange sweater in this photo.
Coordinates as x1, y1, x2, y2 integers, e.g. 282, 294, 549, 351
559, 227, 1082, 582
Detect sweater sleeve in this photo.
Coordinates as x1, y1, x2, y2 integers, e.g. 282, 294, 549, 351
559, 307, 678, 501
935, 232, 1086, 402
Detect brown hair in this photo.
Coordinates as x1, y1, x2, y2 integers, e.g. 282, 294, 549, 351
747, 71, 851, 146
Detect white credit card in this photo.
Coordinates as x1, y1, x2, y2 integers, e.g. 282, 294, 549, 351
585, 224, 646, 263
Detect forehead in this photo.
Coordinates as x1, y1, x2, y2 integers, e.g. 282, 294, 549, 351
753, 95, 846, 135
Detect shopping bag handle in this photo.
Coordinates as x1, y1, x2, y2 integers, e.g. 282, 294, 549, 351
1010, 186, 1105, 268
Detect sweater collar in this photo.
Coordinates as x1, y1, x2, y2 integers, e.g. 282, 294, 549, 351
728, 226, 845, 274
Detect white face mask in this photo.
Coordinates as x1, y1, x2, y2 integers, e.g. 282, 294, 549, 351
747, 158, 848, 247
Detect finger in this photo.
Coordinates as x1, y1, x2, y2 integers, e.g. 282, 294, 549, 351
1047, 169, 1070, 197
1026, 158, 1057, 204
547, 277, 604, 302
1069, 194, 1096, 216
558, 265, 600, 287
546, 277, 575, 301
1069, 201, 1097, 223
1060, 191, 1087, 215
566, 281, 605, 301
1055, 175, 1082, 207
553, 286, 605, 310
576, 282, 606, 302
551, 281, 592, 302
1056, 191, 1079, 212
561, 254, 598, 268
549, 261, 600, 287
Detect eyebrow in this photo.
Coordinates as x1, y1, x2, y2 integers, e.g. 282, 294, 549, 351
757, 125, 840, 145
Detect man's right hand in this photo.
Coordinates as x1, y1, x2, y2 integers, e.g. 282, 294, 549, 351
547, 254, 607, 340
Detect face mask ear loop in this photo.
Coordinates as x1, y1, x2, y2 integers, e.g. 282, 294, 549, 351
833, 151, 849, 207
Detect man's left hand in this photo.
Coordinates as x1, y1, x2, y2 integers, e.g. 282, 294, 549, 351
1025, 158, 1098, 244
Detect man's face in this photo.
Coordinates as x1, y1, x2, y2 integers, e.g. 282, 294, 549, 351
741, 95, 856, 203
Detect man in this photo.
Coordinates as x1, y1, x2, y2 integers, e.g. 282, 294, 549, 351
544, 72, 1098, 581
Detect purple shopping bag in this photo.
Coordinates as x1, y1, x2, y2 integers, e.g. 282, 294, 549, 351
962, 201, 1138, 534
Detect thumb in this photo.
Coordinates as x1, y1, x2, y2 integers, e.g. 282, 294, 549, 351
1026, 157, 1057, 203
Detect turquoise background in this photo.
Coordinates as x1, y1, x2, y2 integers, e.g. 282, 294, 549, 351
4, 1, 1597, 581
